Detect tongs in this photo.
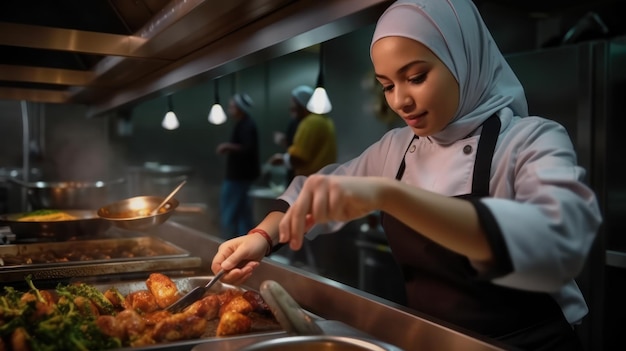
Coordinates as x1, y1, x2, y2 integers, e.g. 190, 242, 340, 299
166, 269, 226, 313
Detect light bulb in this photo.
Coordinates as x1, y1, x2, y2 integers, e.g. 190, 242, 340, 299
162, 111, 179, 130
208, 103, 227, 125
306, 87, 332, 114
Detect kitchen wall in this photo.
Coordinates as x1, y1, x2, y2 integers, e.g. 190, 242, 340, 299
0, 23, 396, 236
106, 23, 397, 236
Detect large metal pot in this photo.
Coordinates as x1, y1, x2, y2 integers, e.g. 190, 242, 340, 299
9, 178, 125, 210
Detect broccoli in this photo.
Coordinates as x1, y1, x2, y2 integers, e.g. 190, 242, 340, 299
56, 282, 116, 315
26, 274, 47, 303
0, 277, 122, 351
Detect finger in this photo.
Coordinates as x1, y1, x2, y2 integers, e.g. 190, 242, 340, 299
291, 198, 308, 243
328, 180, 343, 220
280, 190, 308, 244
304, 214, 315, 232
311, 179, 329, 223
279, 207, 304, 250
211, 245, 233, 274
222, 261, 259, 284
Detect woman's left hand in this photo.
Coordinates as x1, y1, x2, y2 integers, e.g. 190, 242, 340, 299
279, 175, 386, 250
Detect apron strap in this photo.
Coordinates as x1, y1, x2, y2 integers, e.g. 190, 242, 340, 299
471, 115, 501, 197
394, 135, 418, 181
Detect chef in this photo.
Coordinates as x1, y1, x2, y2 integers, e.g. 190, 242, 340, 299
211, 0, 603, 349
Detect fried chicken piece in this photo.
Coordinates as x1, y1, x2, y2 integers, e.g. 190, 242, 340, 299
74, 296, 99, 316
151, 313, 208, 342
183, 294, 220, 320
116, 309, 147, 338
219, 295, 253, 317
216, 289, 240, 306
128, 333, 156, 348
10, 327, 30, 351
142, 310, 172, 326
146, 273, 181, 309
216, 311, 252, 336
19, 290, 56, 320
103, 287, 126, 310
124, 290, 159, 313
96, 315, 125, 339
243, 290, 271, 315
19, 292, 38, 304
97, 309, 146, 340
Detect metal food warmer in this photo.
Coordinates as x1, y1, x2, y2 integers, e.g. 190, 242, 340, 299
0, 221, 510, 351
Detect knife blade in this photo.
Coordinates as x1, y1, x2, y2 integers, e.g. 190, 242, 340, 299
166, 269, 226, 313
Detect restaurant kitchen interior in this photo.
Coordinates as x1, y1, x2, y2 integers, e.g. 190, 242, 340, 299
1, 0, 626, 350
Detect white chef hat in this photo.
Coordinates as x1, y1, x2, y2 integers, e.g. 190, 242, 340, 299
233, 93, 254, 116
291, 85, 314, 108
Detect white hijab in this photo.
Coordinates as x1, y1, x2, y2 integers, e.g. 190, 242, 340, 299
370, 0, 528, 144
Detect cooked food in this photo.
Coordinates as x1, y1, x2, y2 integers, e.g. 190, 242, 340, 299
16, 209, 78, 222
151, 312, 208, 342
146, 273, 181, 309
219, 294, 253, 317
216, 311, 252, 337
0, 273, 278, 350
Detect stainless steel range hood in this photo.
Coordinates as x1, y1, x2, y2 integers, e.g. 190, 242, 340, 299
0, 0, 393, 117
1, 0, 611, 116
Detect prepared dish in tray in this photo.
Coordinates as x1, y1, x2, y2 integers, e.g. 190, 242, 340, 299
0, 273, 282, 350
0, 236, 189, 268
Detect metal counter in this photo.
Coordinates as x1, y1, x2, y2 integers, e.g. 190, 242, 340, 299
149, 221, 510, 351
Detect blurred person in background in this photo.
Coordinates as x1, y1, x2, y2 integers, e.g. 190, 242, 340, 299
272, 85, 313, 184
269, 85, 337, 179
216, 93, 260, 239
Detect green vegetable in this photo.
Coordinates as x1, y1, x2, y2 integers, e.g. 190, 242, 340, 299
0, 275, 122, 351
18, 209, 61, 219
56, 282, 116, 315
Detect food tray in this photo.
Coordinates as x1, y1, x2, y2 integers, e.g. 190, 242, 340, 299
96, 275, 286, 351
0, 237, 202, 282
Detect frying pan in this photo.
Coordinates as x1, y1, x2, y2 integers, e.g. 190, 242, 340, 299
0, 210, 111, 241
9, 178, 125, 210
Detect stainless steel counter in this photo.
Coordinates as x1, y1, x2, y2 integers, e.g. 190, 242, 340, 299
149, 221, 510, 351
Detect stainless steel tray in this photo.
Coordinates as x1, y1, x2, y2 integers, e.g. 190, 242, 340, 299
100, 277, 395, 351
0, 237, 202, 282
93, 276, 285, 351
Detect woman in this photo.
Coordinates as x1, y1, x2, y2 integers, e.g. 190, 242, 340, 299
211, 0, 602, 349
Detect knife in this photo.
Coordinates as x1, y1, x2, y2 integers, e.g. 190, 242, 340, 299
166, 269, 226, 313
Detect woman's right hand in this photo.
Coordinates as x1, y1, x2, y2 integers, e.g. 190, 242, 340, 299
210, 232, 268, 286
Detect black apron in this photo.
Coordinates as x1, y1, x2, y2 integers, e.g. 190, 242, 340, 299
381, 115, 582, 351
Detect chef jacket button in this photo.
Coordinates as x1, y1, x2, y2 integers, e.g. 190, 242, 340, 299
409, 145, 416, 153
463, 145, 473, 154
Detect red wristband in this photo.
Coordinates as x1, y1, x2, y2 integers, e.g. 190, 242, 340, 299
248, 228, 272, 256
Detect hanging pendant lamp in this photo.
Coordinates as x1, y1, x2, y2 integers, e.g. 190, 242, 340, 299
208, 79, 227, 125
162, 95, 180, 130
307, 43, 332, 114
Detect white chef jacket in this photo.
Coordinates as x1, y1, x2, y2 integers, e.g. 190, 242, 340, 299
278, 107, 603, 325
